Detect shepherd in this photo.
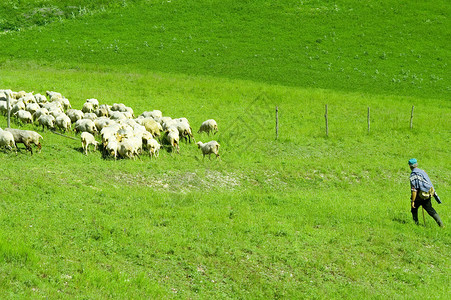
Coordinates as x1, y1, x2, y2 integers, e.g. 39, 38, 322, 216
408, 158, 444, 227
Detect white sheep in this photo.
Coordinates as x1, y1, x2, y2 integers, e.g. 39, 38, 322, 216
117, 139, 136, 159
82, 102, 95, 114
165, 127, 180, 154
46, 91, 62, 101
55, 114, 72, 132
5, 128, 43, 154
34, 93, 47, 103
197, 140, 220, 159
14, 110, 33, 124
37, 114, 55, 131
105, 139, 118, 160
147, 138, 160, 158
0, 101, 8, 116
175, 119, 194, 143
0, 128, 16, 153
198, 119, 218, 135
66, 109, 84, 123
74, 119, 97, 135
25, 102, 40, 115
81, 132, 98, 155
32, 108, 49, 122
86, 98, 99, 109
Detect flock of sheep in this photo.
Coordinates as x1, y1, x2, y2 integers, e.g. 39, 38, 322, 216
0, 89, 221, 159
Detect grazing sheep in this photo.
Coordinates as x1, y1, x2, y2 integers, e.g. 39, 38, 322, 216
117, 139, 136, 159
95, 106, 109, 117
147, 138, 160, 158
0, 128, 16, 153
105, 139, 118, 160
82, 102, 95, 114
197, 140, 220, 159
66, 109, 84, 123
46, 91, 62, 101
81, 132, 98, 155
13, 91, 27, 100
86, 98, 99, 109
10, 101, 25, 115
37, 114, 55, 131
54, 97, 72, 111
5, 128, 43, 154
198, 119, 218, 135
0, 101, 8, 116
25, 102, 40, 115
74, 119, 97, 135
32, 108, 49, 122
109, 111, 127, 121
175, 119, 194, 143
95, 117, 115, 132
55, 114, 72, 132
14, 110, 33, 124
0, 89, 13, 102
140, 110, 162, 120
137, 118, 162, 137
34, 93, 47, 103
165, 127, 180, 154
83, 112, 97, 121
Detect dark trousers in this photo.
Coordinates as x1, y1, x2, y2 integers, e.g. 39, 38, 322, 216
411, 196, 443, 227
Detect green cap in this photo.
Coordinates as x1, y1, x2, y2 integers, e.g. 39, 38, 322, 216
408, 158, 417, 165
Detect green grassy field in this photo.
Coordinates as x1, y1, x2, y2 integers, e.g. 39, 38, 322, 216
1, 0, 450, 298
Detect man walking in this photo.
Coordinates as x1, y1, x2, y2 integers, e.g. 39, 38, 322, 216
408, 158, 443, 227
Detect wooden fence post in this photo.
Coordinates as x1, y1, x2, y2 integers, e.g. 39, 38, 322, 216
367, 107, 370, 134
325, 104, 328, 137
7, 92, 10, 128
410, 106, 414, 129
275, 106, 279, 140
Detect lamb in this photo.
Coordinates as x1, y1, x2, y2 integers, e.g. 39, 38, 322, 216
0, 128, 16, 153
55, 114, 72, 132
37, 114, 55, 131
81, 132, 99, 155
74, 119, 97, 135
197, 140, 220, 159
198, 119, 218, 135
5, 128, 43, 154
14, 110, 33, 124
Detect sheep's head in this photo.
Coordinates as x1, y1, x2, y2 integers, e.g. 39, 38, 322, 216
196, 141, 203, 148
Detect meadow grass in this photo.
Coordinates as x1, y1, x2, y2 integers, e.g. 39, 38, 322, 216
0, 0, 450, 298
1, 65, 450, 298
0, 0, 449, 99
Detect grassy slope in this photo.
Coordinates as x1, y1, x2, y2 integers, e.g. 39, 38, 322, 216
0, 0, 450, 99
0, 0, 450, 299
